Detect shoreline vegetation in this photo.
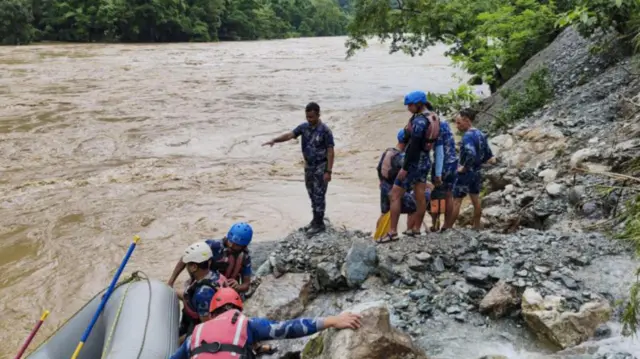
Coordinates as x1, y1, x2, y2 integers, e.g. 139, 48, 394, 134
1, 0, 353, 45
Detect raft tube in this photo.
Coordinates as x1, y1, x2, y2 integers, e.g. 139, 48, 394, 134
28, 278, 179, 359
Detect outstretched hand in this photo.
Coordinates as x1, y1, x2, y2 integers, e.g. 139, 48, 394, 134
327, 312, 362, 330
262, 140, 275, 147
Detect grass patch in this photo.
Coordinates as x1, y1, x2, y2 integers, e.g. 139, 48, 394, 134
493, 67, 554, 131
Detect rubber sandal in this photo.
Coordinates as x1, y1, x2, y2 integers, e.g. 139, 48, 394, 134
375, 233, 399, 244
403, 229, 421, 237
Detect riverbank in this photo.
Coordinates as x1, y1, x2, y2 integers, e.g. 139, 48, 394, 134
0, 37, 468, 357
243, 26, 640, 359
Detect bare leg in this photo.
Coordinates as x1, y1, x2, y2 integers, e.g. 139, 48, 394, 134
413, 182, 427, 233
407, 212, 417, 229
470, 194, 482, 230
443, 191, 454, 229
430, 213, 440, 231
451, 197, 464, 227
389, 185, 406, 235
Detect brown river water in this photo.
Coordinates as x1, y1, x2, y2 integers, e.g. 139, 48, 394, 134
0, 37, 465, 356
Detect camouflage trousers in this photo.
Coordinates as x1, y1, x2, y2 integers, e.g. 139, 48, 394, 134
304, 162, 328, 216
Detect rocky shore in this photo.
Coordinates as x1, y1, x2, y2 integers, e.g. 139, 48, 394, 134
244, 225, 636, 359
242, 27, 640, 359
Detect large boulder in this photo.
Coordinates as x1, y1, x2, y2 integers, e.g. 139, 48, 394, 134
342, 239, 378, 288
301, 301, 429, 359
521, 288, 612, 349
479, 280, 520, 319
244, 273, 312, 320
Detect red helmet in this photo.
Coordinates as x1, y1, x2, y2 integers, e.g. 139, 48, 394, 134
209, 288, 243, 312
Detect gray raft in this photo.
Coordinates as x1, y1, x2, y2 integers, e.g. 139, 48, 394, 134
28, 278, 180, 359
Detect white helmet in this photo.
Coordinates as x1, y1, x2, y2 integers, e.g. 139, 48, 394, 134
182, 242, 213, 264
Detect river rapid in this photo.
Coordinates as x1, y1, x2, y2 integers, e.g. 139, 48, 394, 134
0, 37, 466, 355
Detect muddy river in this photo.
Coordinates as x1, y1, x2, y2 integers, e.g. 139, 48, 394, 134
0, 37, 465, 355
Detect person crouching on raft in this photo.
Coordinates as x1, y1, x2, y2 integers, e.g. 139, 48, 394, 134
168, 222, 254, 296
169, 288, 362, 359
177, 242, 226, 340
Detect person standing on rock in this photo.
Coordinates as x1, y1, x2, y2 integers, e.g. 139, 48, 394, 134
430, 117, 459, 232
168, 222, 254, 297
169, 288, 362, 359
451, 108, 496, 230
381, 91, 442, 243
377, 128, 432, 232
262, 102, 335, 236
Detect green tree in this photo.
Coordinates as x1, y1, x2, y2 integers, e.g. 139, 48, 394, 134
347, 0, 559, 92
0, 0, 35, 45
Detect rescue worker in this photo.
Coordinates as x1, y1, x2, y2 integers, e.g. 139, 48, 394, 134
451, 108, 496, 230
168, 222, 254, 296
177, 242, 226, 340
376, 129, 430, 234
262, 102, 335, 236
169, 288, 362, 359
381, 91, 443, 243
431, 117, 458, 231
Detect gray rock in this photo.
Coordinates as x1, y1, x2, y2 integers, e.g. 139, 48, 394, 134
517, 270, 529, 277
415, 252, 432, 262
446, 305, 462, 314
534, 265, 551, 275
432, 256, 446, 272
407, 257, 428, 272
538, 169, 558, 183
465, 266, 492, 283
409, 289, 431, 300
342, 239, 378, 288
546, 182, 565, 197
560, 275, 579, 290
316, 261, 344, 289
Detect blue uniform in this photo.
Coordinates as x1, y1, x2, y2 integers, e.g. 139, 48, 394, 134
396, 114, 431, 190
189, 271, 222, 317
292, 121, 335, 217
380, 182, 417, 214
205, 239, 252, 278
170, 317, 324, 359
432, 120, 458, 191
454, 128, 493, 198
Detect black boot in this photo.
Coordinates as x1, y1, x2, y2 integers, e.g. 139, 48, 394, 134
306, 212, 326, 236
303, 214, 315, 232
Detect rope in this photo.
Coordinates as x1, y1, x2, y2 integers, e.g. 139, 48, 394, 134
99, 271, 153, 359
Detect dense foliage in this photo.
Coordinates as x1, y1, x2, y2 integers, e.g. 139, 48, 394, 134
0, 0, 353, 44
347, 0, 639, 94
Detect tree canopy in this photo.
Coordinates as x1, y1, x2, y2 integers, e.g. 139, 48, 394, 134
0, 0, 354, 44
346, 0, 639, 93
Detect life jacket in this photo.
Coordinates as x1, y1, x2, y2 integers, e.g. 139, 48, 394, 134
379, 148, 401, 182
183, 274, 227, 321
211, 249, 247, 283
404, 111, 440, 152
189, 310, 253, 359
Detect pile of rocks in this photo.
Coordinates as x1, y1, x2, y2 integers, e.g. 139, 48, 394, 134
245, 224, 633, 359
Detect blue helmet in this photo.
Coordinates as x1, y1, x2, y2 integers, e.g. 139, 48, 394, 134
404, 91, 428, 105
226, 222, 253, 246
396, 128, 406, 143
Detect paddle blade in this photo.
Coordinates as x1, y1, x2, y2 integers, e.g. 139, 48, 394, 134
374, 212, 391, 240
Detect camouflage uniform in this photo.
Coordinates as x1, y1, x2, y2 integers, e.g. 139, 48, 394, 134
454, 128, 494, 198
172, 316, 325, 359
432, 120, 459, 191
292, 121, 335, 232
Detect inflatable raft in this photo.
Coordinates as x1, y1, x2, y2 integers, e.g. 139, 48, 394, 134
28, 273, 180, 359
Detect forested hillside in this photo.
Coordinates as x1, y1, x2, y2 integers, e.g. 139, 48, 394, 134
0, 0, 353, 44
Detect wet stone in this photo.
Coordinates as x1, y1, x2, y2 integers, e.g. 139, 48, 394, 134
446, 305, 462, 314
415, 252, 432, 262
517, 270, 529, 277
432, 257, 446, 272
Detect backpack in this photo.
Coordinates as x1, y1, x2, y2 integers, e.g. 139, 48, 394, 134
404, 111, 440, 151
